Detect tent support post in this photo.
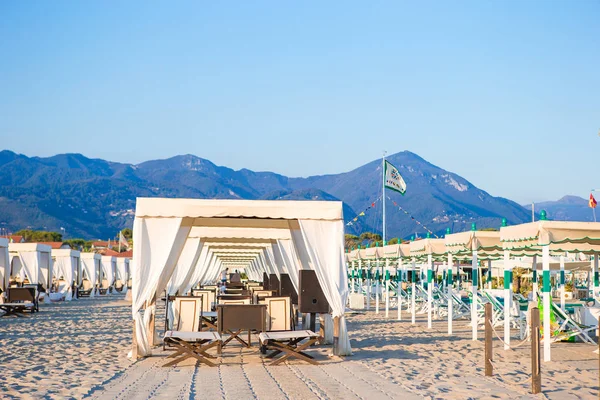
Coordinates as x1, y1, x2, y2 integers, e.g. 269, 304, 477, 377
560, 255, 565, 311
427, 254, 433, 329
542, 245, 551, 362
448, 252, 453, 335
472, 250, 478, 341
411, 257, 416, 325
504, 250, 511, 350
132, 321, 139, 359
333, 316, 340, 356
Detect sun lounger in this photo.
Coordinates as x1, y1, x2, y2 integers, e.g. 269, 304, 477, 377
163, 296, 221, 367
546, 296, 597, 345
98, 279, 111, 295
7, 287, 38, 313
258, 296, 319, 365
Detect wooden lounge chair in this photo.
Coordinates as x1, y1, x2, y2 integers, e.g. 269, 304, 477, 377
1, 287, 38, 317
217, 304, 266, 353
259, 296, 319, 365
191, 289, 215, 312
163, 296, 221, 367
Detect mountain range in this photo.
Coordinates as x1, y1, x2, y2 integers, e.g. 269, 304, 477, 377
0, 149, 588, 240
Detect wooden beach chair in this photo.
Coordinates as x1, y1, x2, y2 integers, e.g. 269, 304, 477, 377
163, 296, 221, 367
258, 296, 319, 365
0, 287, 38, 317
217, 304, 266, 353
98, 279, 110, 295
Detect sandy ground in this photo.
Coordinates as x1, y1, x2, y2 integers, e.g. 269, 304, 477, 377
0, 297, 598, 399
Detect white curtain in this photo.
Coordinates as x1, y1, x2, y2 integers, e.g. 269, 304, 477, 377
81, 258, 98, 297
183, 244, 208, 293
167, 237, 202, 296
54, 256, 74, 301
131, 217, 192, 357
0, 247, 8, 294
277, 239, 300, 294
18, 251, 40, 287
116, 259, 129, 294
297, 220, 352, 356
101, 259, 115, 293
40, 252, 51, 289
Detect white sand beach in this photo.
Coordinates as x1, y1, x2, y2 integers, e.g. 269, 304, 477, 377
0, 297, 598, 399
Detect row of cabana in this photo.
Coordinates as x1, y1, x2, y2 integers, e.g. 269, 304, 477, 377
346, 215, 600, 362
0, 239, 131, 301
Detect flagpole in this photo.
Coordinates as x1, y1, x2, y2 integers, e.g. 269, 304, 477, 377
382, 151, 386, 244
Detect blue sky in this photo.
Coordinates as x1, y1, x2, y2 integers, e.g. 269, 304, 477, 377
0, 1, 598, 204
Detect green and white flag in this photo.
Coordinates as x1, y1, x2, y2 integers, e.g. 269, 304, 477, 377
384, 160, 406, 195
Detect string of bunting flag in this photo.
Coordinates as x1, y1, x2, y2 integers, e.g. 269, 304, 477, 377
387, 196, 440, 238
346, 196, 382, 226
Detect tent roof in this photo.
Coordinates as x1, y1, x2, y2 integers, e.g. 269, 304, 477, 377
135, 198, 343, 220
501, 221, 600, 254
52, 249, 81, 258
101, 256, 116, 262
9, 243, 52, 253
409, 238, 446, 258
80, 252, 102, 260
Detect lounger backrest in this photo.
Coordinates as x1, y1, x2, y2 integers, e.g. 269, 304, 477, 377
81, 279, 93, 291
253, 290, 276, 303
172, 297, 203, 332
219, 298, 251, 305
101, 279, 109, 289
263, 296, 292, 331
191, 290, 215, 312
8, 287, 35, 303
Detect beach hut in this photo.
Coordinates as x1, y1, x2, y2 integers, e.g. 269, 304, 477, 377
51, 248, 80, 301
100, 256, 117, 294
80, 253, 101, 297
0, 238, 9, 297
8, 243, 53, 295
130, 198, 350, 358
501, 218, 600, 361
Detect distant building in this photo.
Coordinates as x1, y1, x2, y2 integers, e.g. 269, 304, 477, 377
98, 248, 132, 257
0, 235, 25, 243
91, 240, 113, 250
38, 241, 71, 249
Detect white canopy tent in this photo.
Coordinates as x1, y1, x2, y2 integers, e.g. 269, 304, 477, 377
8, 243, 53, 291
0, 238, 9, 296
131, 198, 350, 358
80, 253, 101, 297
51, 249, 81, 301
101, 256, 117, 294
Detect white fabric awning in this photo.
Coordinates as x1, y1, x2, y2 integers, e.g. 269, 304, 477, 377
501, 221, 600, 254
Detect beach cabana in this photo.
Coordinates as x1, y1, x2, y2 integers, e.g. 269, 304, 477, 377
501, 219, 600, 361
80, 253, 101, 297
0, 238, 9, 297
131, 198, 349, 358
51, 249, 80, 301
8, 243, 53, 293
